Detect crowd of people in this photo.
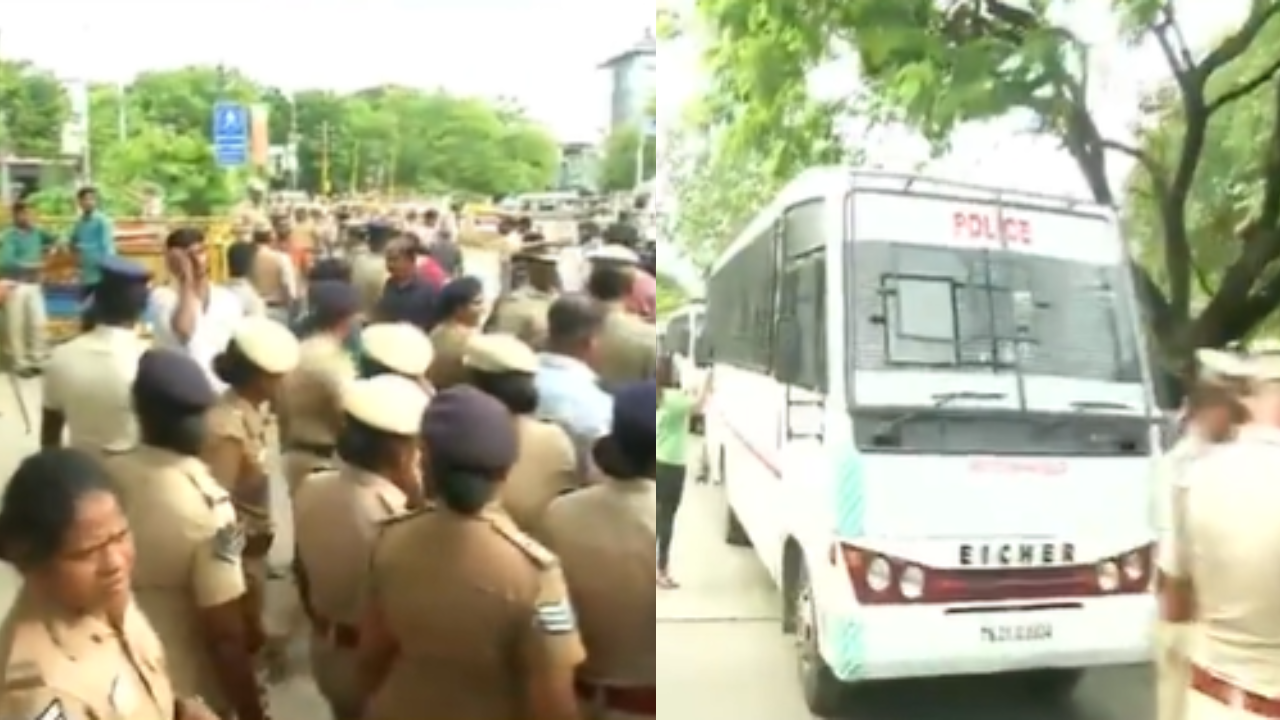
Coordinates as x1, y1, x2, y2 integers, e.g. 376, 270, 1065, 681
0, 202, 660, 719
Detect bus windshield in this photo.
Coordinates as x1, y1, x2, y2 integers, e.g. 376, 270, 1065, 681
849, 242, 1143, 383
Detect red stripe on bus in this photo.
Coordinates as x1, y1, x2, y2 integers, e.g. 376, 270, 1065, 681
719, 413, 781, 477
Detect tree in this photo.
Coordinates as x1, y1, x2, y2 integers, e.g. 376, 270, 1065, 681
694, 0, 1280, 369
10, 62, 562, 216
0, 60, 69, 157
599, 125, 656, 191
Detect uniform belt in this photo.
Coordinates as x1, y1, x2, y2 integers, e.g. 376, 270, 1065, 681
575, 680, 655, 714
289, 442, 336, 456
1191, 664, 1280, 717
312, 617, 360, 648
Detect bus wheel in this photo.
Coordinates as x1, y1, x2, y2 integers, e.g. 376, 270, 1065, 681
794, 564, 846, 717
1016, 669, 1083, 702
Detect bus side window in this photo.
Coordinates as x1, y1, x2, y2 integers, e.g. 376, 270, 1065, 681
775, 252, 827, 391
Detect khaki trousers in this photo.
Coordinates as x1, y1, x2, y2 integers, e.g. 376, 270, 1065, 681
2, 282, 47, 371
1158, 621, 1190, 720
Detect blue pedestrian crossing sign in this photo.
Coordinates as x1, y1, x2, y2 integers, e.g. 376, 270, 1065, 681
212, 102, 249, 166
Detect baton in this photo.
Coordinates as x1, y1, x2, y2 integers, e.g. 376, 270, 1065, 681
8, 370, 31, 434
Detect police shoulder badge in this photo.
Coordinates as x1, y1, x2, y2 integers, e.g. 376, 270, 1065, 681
211, 523, 245, 563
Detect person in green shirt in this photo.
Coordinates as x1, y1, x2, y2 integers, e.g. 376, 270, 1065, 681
656, 354, 711, 588
0, 200, 52, 376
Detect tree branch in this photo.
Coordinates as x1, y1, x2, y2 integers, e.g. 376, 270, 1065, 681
1208, 56, 1280, 112
1199, 2, 1280, 79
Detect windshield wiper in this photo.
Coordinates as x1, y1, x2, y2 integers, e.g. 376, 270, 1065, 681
872, 391, 1007, 447
1033, 399, 1142, 438
1069, 400, 1137, 412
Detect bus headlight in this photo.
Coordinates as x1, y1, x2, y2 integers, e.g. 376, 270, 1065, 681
1096, 560, 1120, 591
899, 565, 925, 599
866, 556, 892, 592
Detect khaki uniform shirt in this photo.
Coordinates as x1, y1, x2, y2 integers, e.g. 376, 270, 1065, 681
234, 201, 269, 236
294, 466, 408, 627
249, 247, 289, 306
204, 391, 274, 544
427, 323, 475, 390
280, 334, 357, 447
351, 250, 389, 318
42, 326, 146, 454
102, 445, 247, 706
0, 594, 175, 720
543, 481, 656, 687
501, 417, 578, 537
1161, 425, 1280, 696
363, 507, 586, 718
489, 287, 554, 349
596, 303, 657, 388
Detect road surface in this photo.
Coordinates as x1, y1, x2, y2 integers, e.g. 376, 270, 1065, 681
0, 380, 1152, 718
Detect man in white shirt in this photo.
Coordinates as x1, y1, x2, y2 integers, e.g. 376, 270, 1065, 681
150, 227, 243, 390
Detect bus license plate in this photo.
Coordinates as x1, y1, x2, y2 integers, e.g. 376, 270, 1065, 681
980, 623, 1052, 643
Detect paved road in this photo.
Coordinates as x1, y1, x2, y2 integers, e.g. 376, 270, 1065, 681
0, 381, 1152, 718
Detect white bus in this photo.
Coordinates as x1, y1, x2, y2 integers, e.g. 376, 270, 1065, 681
703, 169, 1157, 716
661, 301, 709, 430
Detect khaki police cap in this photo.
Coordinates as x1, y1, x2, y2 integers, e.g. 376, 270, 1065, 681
362, 322, 434, 376
343, 375, 429, 435
234, 316, 300, 374
588, 244, 640, 264
463, 333, 538, 374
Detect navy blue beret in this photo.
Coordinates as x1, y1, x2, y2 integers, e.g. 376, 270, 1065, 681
98, 256, 151, 284
133, 348, 217, 411
593, 381, 656, 477
422, 386, 518, 474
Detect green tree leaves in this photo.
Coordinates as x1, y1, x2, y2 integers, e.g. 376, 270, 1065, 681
599, 126, 656, 191
692, 0, 1280, 371
3, 62, 562, 215
0, 60, 69, 157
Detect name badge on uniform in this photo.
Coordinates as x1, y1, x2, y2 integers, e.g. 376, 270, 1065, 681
109, 674, 136, 715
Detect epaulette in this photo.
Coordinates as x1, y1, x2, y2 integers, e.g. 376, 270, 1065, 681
3, 661, 45, 691
489, 520, 557, 569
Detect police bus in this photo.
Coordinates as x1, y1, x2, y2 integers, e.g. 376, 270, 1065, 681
702, 168, 1157, 716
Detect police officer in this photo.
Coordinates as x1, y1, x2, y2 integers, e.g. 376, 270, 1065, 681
41, 256, 151, 453
1155, 363, 1243, 720
294, 375, 430, 719
102, 349, 267, 720
464, 333, 577, 534
358, 387, 585, 719
488, 249, 559, 349
360, 321, 434, 387
427, 277, 486, 390
0, 449, 219, 720
202, 316, 301, 680
543, 382, 656, 720
280, 282, 362, 495
585, 257, 656, 388
352, 221, 393, 318
1164, 350, 1280, 720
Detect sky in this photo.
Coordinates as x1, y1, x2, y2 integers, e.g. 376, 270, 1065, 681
0, 0, 654, 142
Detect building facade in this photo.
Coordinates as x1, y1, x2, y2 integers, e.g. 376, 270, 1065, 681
600, 31, 656, 131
